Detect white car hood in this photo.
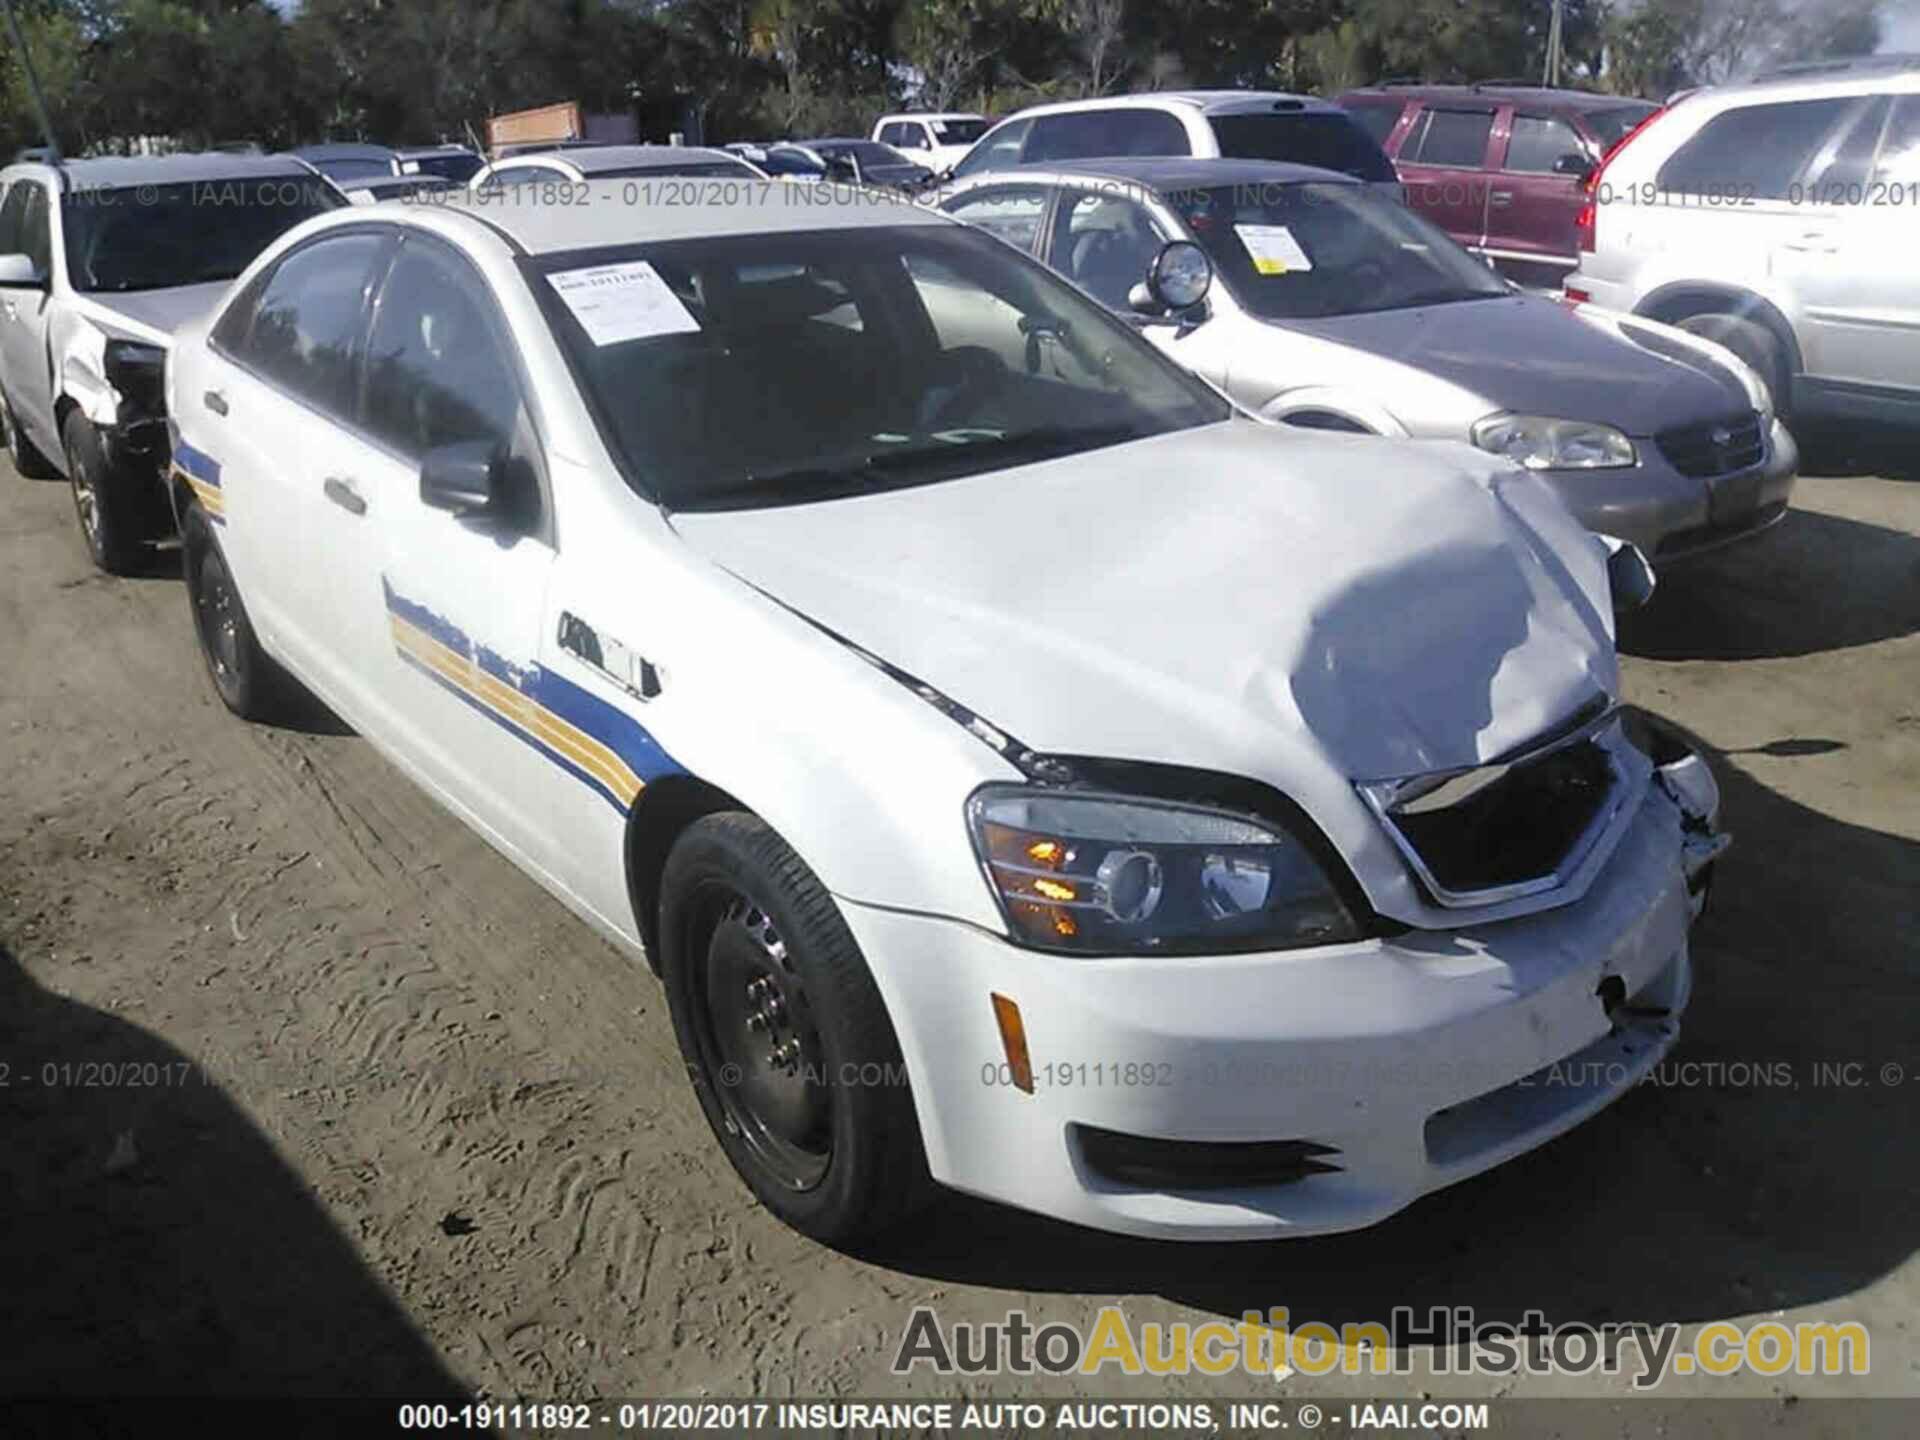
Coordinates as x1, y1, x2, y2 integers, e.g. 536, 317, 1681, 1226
71, 282, 233, 348
672, 421, 1617, 787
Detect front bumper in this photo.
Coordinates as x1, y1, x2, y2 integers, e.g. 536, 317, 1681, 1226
846, 775, 1714, 1241
1537, 417, 1797, 563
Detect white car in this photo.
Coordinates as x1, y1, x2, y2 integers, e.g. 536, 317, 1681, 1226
469, 144, 766, 192
0, 152, 343, 572
1566, 55, 1920, 428
948, 91, 1402, 195
939, 158, 1798, 560
165, 183, 1723, 1243
872, 112, 991, 172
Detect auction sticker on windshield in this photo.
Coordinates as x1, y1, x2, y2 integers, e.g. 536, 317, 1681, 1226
1235, 224, 1313, 275
548, 261, 700, 346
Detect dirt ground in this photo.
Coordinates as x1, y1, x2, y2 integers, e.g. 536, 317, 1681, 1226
2, 435, 1916, 1427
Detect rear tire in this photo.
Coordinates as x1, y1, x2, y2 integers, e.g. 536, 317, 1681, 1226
3, 391, 59, 479
63, 411, 148, 575
182, 504, 279, 721
659, 811, 930, 1246
1675, 313, 1791, 423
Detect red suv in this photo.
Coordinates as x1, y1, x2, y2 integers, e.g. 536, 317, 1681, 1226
1337, 84, 1658, 285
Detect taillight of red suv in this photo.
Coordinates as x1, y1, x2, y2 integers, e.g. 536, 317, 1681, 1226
1577, 107, 1667, 254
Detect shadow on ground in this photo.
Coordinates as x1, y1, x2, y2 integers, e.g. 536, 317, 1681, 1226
1797, 425, 1920, 484
0, 941, 466, 1397
1621, 505, 1920, 661
877, 718, 1918, 1334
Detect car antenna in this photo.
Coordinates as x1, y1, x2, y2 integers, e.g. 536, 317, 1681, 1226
1, 0, 63, 164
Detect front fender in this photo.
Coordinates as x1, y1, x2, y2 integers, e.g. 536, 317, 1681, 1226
1257, 386, 1410, 437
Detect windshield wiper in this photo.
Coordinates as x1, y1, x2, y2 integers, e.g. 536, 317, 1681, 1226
863, 422, 1143, 476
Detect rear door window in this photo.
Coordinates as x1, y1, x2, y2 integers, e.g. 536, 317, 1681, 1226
942, 185, 1051, 253
1024, 109, 1190, 163
1504, 114, 1587, 174
1341, 102, 1406, 149
1403, 109, 1495, 169
1212, 112, 1398, 181
1656, 97, 1857, 200
950, 118, 1032, 178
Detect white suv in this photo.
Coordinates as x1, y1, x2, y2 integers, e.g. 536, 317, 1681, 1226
1567, 56, 1920, 430
947, 91, 1400, 191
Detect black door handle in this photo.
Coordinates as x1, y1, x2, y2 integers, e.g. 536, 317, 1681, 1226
204, 390, 229, 416
323, 476, 367, 516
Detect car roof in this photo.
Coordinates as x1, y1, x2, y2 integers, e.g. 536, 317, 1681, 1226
295, 142, 397, 160
878, 112, 984, 123
506, 145, 748, 175
1042, 156, 1361, 191
1003, 90, 1340, 121
1341, 84, 1654, 113
3, 151, 326, 188
442, 178, 947, 254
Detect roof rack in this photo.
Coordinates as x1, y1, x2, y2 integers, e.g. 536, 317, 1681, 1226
1755, 52, 1920, 81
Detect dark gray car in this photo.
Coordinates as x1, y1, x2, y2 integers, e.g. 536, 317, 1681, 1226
938, 157, 1798, 561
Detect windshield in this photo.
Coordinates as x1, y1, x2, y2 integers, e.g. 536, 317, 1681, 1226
933, 118, 990, 144
1168, 181, 1508, 320
1587, 103, 1659, 151
62, 177, 345, 293
533, 223, 1230, 512
1209, 112, 1398, 182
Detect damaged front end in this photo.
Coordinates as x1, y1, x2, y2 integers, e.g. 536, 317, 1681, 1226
101, 338, 170, 475
1630, 711, 1730, 923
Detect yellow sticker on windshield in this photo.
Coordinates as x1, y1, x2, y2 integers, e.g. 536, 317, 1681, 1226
1235, 224, 1313, 276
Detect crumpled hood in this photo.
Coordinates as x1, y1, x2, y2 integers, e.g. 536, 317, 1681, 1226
72, 282, 232, 349
672, 421, 1617, 787
1285, 293, 1750, 436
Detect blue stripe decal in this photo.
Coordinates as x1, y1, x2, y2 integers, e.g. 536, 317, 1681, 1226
394, 647, 634, 813
173, 440, 222, 488
382, 579, 685, 815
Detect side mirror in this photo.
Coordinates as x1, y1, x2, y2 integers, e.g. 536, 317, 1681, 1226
1553, 152, 1597, 182
1146, 239, 1212, 312
420, 440, 504, 515
0, 252, 45, 289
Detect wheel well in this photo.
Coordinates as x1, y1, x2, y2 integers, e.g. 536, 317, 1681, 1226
54, 393, 79, 437
1636, 286, 1803, 379
1281, 409, 1375, 434
624, 774, 749, 972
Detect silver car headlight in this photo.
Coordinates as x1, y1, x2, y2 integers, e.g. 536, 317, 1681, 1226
967, 786, 1365, 955
1472, 414, 1637, 470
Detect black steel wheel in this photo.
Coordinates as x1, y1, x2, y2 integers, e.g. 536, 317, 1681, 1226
660, 811, 930, 1244
183, 504, 278, 720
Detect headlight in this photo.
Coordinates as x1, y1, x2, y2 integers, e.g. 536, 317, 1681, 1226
1472, 414, 1636, 470
967, 786, 1365, 955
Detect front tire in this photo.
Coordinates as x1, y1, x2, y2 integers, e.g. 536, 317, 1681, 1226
182, 504, 278, 721
63, 411, 147, 574
659, 811, 929, 1245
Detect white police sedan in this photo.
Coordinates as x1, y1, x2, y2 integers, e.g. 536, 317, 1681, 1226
164, 182, 1725, 1243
